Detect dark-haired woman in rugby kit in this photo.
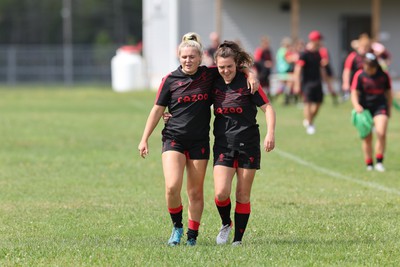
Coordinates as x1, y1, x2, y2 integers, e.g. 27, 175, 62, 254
211, 40, 276, 246
138, 33, 258, 246
351, 53, 392, 172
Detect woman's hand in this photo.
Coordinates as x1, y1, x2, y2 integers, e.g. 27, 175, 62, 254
246, 70, 260, 94
138, 141, 149, 158
263, 133, 275, 152
163, 112, 172, 123
354, 104, 364, 113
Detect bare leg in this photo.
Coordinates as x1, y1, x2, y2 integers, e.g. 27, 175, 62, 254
214, 165, 235, 202
303, 102, 312, 125
362, 133, 373, 162
309, 102, 321, 125
235, 168, 256, 203
373, 115, 388, 156
186, 159, 208, 223
162, 151, 186, 209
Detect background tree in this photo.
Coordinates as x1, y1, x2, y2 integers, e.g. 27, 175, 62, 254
0, 0, 142, 45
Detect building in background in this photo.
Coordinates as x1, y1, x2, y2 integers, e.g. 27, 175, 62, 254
143, 0, 399, 89
0, 0, 142, 86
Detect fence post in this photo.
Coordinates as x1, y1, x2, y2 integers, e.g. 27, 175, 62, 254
7, 46, 16, 85
63, 44, 73, 85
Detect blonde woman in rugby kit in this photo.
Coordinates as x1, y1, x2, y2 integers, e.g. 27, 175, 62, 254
138, 33, 259, 246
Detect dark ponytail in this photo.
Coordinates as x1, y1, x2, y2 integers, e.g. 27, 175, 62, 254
214, 40, 253, 67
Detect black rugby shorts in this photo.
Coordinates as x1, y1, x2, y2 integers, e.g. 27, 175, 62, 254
302, 81, 323, 103
213, 144, 260, 169
366, 104, 389, 117
162, 138, 209, 160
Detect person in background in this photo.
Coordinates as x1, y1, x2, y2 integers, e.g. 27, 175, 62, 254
283, 38, 305, 105
319, 42, 338, 105
254, 35, 274, 97
293, 30, 326, 135
342, 34, 372, 100
275, 37, 293, 103
204, 31, 220, 66
138, 32, 259, 247
371, 39, 391, 71
211, 40, 276, 246
350, 52, 392, 172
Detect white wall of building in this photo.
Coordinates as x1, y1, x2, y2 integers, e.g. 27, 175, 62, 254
143, 0, 400, 89
143, 0, 179, 89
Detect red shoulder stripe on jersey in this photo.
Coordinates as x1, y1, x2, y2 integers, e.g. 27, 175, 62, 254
154, 72, 172, 104
254, 48, 263, 61
351, 69, 363, 91
296, 59, 305, 66
257, 85, 270, 104
319, 47, 329, 59
344, 52, 357, 70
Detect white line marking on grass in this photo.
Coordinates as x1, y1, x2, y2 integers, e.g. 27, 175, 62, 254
275, 148, 400, 196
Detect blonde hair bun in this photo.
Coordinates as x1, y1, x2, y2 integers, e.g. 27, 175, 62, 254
182, 32, 201, 43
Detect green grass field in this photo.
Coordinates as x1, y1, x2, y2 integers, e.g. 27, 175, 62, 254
1, 86, 399, 266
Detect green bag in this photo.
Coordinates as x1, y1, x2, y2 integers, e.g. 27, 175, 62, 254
393, 99, 400, 111
351, 109, 373, 139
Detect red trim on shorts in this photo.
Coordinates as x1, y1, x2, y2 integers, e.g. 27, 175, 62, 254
215, 197, 231, 207
168, 205, 183, 214
233, 159, 239, 169
188, 220, 200, 231
184, 151, 190, 159
235, 202, 251, 214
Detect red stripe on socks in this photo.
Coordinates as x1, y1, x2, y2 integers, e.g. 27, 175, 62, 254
168, 204, 183, 214
188, 220, 200, 231
235, 201, 251, 214
215, 197, 231, 207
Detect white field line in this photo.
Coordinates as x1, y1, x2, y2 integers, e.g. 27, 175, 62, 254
275, 148, 400, 196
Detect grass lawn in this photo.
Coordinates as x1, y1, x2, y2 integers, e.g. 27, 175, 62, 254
0, 86, 399, 266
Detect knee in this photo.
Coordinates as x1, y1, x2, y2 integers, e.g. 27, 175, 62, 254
215, 191, 230, 202
235, 191, 250, 204
165, 184, 180, 198
375, 131, 386, 141
187, 189, 204, 203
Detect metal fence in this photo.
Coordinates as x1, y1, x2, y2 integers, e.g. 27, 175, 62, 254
0, 45, 119, 85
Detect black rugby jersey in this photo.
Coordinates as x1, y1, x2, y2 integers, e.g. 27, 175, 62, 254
351, 68, 391, 108
212, 72, 270, 149
344, 51, 365, 84
155, 65, 219, 142
297, 49, 322, 83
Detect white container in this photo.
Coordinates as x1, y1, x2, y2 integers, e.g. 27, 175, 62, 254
111, 45, 144, 92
